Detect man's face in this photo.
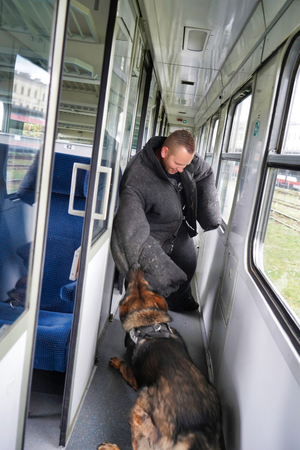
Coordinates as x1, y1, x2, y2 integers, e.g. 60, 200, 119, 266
161, 145, 194, 174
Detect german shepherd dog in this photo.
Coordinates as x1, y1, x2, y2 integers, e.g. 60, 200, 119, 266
98, 268, 222, 450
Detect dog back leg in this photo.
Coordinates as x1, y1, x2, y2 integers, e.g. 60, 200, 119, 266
129, 389, 164, 450
110, 357, 138, 390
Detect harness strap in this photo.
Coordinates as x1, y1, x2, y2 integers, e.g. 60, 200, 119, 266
128, 323, 173, 345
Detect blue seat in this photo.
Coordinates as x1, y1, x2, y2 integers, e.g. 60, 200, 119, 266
15, 151, 90, 371
0, 302, 72, 372
18, 152, 90, 313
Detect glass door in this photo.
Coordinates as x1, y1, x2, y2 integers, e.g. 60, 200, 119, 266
59, 0, 138, 444
0, 1, 69, 449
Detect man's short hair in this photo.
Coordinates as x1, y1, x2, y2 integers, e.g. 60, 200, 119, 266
163, 129, 195, 154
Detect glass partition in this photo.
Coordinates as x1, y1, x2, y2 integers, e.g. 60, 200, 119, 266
92, 0, 136, 241
0, 0, 55, 335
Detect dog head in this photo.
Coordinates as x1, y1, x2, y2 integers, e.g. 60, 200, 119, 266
119, 267, 169, 329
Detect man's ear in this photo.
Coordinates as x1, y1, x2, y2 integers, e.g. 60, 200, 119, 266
161, 146, 169, 159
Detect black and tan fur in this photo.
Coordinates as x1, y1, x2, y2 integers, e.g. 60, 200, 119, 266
98, 268, 222, 450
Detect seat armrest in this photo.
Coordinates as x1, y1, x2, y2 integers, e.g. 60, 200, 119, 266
60, 281, 77, 302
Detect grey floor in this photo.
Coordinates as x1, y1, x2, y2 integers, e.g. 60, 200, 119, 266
24, 309, 208, 450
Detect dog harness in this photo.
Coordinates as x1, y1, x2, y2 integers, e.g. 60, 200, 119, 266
129, 323, 173, 345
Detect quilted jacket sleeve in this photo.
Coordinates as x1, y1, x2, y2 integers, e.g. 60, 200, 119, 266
194, 157, 221, 231
111, 187, 187, 297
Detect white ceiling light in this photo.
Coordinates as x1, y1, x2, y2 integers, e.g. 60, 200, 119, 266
182, 27, 210, 52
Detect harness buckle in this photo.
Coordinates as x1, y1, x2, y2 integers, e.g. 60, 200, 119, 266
129, 328, 138, 345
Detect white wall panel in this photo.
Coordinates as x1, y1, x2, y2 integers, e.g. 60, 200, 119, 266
206, 72, 223, 107
218, 276, 300, 450
195, 230, 225, 342
263, 1, 300, 61
221, 42, 262, 104
0, 332, 27, 450
194, 98, 208, 128
221, 3, 265, 86
69, 238, 110, 423
209, 301, 227, 385
263, 0, 290, 27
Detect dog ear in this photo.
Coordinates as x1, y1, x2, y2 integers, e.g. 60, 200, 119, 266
153, 294, 169, 311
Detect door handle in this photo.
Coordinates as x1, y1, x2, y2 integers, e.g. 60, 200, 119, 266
92, 166, 112, 221
68, 163, 90, 217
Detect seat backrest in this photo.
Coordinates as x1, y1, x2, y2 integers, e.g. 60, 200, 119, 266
17, 152, 90, 312
41, 152, 90, 312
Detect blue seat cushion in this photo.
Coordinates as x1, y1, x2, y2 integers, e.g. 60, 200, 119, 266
0, 302, 24, 323
0, 303, 72, 372
35, 309, 73, 372
17, 236, 78, 312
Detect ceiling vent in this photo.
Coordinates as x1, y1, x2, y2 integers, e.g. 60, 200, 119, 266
178, 111, 187, 114
182, 27, 210, 52
181, 80, 195, 86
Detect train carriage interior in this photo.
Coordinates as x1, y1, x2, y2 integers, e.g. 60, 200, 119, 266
0, 0, 300, 449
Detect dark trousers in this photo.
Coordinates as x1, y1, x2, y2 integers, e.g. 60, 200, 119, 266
165, 222, 197, 311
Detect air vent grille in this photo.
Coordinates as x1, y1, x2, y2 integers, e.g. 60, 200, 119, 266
181, 80, 195, 86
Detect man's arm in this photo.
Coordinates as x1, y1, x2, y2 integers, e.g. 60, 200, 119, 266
193, 157, 221, 231
111, 187, 187, 297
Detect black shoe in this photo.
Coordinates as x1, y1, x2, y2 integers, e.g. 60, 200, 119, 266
177, 293, 199, 311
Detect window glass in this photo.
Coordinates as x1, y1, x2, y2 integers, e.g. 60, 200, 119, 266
198, 125, 206, 155
218, 159, 240, 223
217, 93, 251, 224
0, 0, 55, 335
92, 1, 136, 241
262, 168, 300, 323
209, 119, 219, 153
155, 99, 163, 135
142, 75, 157, 148
131, 64, 147, 157
227, 95, 251, 153
206, 155, 212, 165
282, 66, 300, 155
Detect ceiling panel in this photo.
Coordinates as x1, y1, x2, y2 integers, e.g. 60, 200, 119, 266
140, 0, 259, 124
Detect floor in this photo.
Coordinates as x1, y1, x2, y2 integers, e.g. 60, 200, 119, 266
24, 308, 208, 450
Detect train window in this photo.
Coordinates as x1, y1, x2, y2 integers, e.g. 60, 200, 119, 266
92, 0, 137, 241
253, 63, 300, 332
143, 75, 158, 147
261, 168, 300, 323
198, 124, 207, 157
282, 66, 300, 155
120, 32, 145, 172
210, 119, 219, 153
252, 46, 300, 341
0, 0, 54, 336
205, 117, 219, 165
218, 93, 252, 224
228, 95, 251, 153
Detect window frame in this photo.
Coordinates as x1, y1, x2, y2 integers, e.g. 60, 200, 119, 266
205, 113, 220, 165
249, 32, 300, 352
216, 81, 252, 227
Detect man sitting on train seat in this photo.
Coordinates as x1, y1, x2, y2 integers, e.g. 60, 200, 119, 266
111, 129, 221, 312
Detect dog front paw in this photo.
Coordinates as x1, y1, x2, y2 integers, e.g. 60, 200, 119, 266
109, 356, 123, 370
97, 444, 120, 450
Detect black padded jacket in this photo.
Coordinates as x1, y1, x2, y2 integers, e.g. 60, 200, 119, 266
111, 136, 221, 297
